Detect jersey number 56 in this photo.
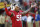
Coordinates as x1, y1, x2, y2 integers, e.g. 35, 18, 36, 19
16, 15, 21, 21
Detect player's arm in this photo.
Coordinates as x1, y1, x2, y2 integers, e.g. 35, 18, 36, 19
5, 8, 13, 17
4, 2, 13, 17
21, 7, 32, 15
21, 4, 37, 15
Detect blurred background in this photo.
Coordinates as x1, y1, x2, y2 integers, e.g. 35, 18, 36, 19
0, 0, 40, 27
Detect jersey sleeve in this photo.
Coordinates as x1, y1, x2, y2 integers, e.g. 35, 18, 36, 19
5, 8, 13, 17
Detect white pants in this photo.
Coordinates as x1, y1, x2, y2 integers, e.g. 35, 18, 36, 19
27, 22, 33, 27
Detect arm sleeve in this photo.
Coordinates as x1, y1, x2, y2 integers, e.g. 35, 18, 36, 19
5, 8, 12, 16
21, 9, 30, 15
21, 7, 32, 15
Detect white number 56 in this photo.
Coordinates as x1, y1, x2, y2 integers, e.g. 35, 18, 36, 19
16, 15, 21, 21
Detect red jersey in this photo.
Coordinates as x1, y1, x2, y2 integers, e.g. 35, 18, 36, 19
5, 8, 22, 27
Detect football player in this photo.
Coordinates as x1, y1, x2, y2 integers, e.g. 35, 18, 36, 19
4, 2, 36, 27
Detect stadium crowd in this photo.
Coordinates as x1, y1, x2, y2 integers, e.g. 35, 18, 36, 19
0, 0, 40, 27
